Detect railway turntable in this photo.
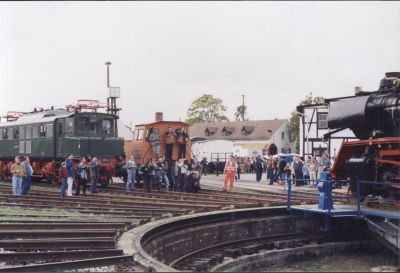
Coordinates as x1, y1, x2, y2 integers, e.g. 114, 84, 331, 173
287, 179, 399, 256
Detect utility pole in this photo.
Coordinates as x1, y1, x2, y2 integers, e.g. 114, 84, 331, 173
241, 94, 245, 121
104, 61, 121, 138
105, 61, 112, 88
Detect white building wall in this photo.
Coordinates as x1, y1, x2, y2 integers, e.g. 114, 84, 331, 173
191, 140, 234, 161
272, 123, 292, 154
299, 105, 357, 158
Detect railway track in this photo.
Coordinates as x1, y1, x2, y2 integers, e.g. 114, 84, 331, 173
0, 221, 133, 272
0, 181, 319, 272
0, 180, 357, 272
131, 207, 371, 272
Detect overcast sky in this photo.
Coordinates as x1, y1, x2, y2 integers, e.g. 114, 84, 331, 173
1, 1, 400, 138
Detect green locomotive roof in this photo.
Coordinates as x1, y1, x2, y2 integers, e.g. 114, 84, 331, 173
0, 109, 73, 127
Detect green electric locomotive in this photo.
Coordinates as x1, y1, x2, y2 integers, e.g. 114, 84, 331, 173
0, 101, 124, 184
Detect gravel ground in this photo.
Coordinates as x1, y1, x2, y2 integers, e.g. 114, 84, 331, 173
264, 252, 399, 272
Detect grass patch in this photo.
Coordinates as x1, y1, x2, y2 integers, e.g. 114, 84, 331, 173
0, 206, 125, 222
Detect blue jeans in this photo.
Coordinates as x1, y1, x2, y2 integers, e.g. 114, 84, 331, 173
60, 178, 67, 197
127, 171, 135, 190
21, 176, 32, 195
162, 174, 169, 192
172, 176, 179, 191
12, 176, 22, 195
90, 177, 97, 193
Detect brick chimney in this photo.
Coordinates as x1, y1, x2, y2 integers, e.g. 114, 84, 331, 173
155, 112, 163, 122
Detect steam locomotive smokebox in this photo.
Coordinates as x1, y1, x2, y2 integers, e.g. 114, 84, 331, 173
155, 112, 163, 122
327, 95, 369, 130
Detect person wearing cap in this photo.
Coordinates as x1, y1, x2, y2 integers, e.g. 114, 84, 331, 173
21, 156, 33, 195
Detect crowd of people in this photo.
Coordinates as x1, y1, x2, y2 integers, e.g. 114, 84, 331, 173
58, 154, 102, 197
9, 152, 204, 198
138, 155, 202, 193
8, 148, 335, 197
214, 153, 336, 193
241, 154, 334, 188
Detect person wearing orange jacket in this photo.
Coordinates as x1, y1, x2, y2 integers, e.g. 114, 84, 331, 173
223, 155, 237, 192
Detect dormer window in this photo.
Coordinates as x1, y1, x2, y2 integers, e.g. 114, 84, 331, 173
205, 127, 218, 136
222, 126, 234, 136
241, 126, 254, 136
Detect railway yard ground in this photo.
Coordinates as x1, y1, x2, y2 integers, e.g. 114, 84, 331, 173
0, 174, 398, 272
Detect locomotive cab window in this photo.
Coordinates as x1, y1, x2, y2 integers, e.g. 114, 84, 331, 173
134, 129, 144, 141
102, 119, 113, 135
19, 127, 25, 139
55, 122, 63, 137
26, 125, 32, 139
0, 128, 6, 140
13, 127, 19, 139
46, 124, 53, 138
77, 117, 89, 133
39, 124, 46, 138
65, 118, 74, 135
89, 120, 98, 134
32, 125, 39, 138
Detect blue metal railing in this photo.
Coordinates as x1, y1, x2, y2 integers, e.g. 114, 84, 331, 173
285, 177, 399, 218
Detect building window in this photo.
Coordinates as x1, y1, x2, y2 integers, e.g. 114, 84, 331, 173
318, 113, 328, 129
205, 127, 217, 136
222, 127, 234, 136
281, 132, 284, 140
241, 126, 254, 136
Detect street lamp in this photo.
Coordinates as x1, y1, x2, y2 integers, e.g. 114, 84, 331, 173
296, 111, 310, 157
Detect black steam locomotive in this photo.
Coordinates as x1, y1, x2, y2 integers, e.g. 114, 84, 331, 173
327, 72, 400, 200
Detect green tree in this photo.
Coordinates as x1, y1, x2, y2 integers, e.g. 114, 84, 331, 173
234, 105, 248, 121
186, 94, 229, 125
288, 92, 325, 151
